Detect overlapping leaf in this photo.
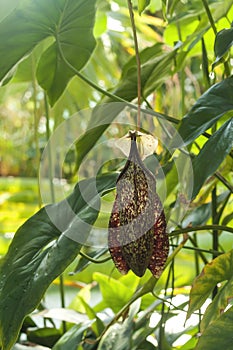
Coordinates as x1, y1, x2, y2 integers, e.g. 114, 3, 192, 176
0, 173, 117, 350
75, 43, 180, 169
0, 0, 96, 105
191, 118, 233, 199
187, 250, 233, 320
172, 76, 233, 148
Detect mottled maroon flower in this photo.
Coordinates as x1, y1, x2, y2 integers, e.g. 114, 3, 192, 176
108, 131, 169, 278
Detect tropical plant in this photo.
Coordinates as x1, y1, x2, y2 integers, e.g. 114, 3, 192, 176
0, 0, 233, 349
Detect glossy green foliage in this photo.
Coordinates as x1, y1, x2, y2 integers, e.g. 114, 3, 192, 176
0, 174, 117, 350
187, 250, 233, 349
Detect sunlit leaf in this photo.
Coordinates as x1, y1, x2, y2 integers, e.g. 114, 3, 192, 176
0, 173, 117, 350
93, 272, 137, 313
187, 250, 233, 321
201, 277, 233, 332
192, 118, 233, 199
138, 0, 151, 15
195, 307, 233, 350
36, 308, 89, 324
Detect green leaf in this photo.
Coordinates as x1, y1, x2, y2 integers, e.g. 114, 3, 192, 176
75, 43, 180, 169
187, 250, 233, 320
191, 118, 233, 199
201, 277, 233, 332
173, 77, 233, 147
213, 26, 233, 68
52, 321, 93, 350
93, 272, 137, 313
0, 173, 117, 350
27, 327, 61, 348
97, 299, 141, 350
0, 0, 96, 105
138, 0, 151, 15
195, 307, 233, 350
37, 0, 97, 105
79, 298, 105, 336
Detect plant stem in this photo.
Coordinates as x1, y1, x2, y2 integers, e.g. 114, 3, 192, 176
32, 54, 42, 208
127, 0, 141, 129
170, 224, 233, 237
201, 0, 217, 35
44, 92, 66, 333
79, 251, 111, 264
56, 37, 179, 125
212, 186, 218, 298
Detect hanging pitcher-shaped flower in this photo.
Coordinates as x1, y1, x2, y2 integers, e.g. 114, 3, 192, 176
108, 131, 169, 278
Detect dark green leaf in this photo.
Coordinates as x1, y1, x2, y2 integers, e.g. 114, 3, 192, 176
27, 327, 61, 347
0, 0, 96, 105
36, 0, 97, 105
195, 307, 233, 350
192, 118, 233, 199
52, 321, 93, 350
0, 173, 117, 350
187, 250, 233, 320
173, 77, 233, 147
213, 27, 233, 68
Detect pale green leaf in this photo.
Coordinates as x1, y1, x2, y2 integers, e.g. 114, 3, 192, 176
196, 307, 233, 350
187, 250, 233, 321
138, 0, 151, 15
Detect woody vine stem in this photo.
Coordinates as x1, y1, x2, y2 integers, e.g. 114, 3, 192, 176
127, 0, 142, 130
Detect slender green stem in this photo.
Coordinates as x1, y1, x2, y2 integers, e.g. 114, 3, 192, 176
188, 235, 208, 265
56, 37, 179, 125
201, 0, 217, 35
44, 93, 55, 203
44, 92, 66, 333
170, 224, 233, 236
214, 172, 233, 193
32, 55, 42, 208
127, 0, 141, 129
170, 244, 222, 256
212, 187, 218, 298
79, 251, 111, 264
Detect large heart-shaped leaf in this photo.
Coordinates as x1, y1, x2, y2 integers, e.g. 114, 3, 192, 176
0, 0, 96, 105
172, 77, 233, 148
0, 173, 117, 350
191, 118, 233, 199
